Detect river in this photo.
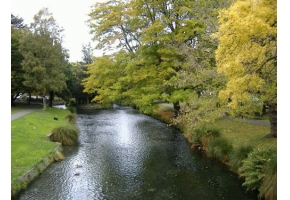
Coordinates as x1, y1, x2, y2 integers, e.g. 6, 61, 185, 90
16, 105, 256, 200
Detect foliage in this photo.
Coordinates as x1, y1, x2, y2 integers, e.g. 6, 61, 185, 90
88, 0, 141, 53
259, 151, 277, 200
86, 0, 231, 114
207, 137, 233, 162
214, 0, 277, 136
193, 126, 220, 143
66, 62, 91, 104
238, 148, 277, 199
11, 14, 26, 29
169, 0, 234, 129
82, 43, 94, 64
229, 145, 253, 172
18, 8, 69, 100
67, 106, 77, 113
50, 123, 79, 146
153, 106, 276, 199
11, 14, 31, 103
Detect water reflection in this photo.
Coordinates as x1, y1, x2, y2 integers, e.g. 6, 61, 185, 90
16, 106, 256, 200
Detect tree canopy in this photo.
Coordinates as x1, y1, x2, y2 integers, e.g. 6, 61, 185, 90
18, 8, 69, 106
214, 0, 277, 137
11, 14, 28, 103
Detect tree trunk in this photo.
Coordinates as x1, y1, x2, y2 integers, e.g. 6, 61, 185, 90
173, 102, 181, 118
49, 91, 55, 107
43, 95, 46, 110
86, 95, 89, 104
268, 103, 277, 138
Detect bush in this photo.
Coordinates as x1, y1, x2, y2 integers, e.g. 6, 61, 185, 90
238, 148, 277, 200
67, 106, 77, 113
259, 151, 277, 200
207, 137, 233, 162
67, 100, 77, 107
50, 124, 79, 145
193, 126, 220, 143
66, 100, 77, 113
229, 145, 253, 172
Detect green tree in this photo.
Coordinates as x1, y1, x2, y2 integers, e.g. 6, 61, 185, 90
168, 0, 233, 129
65, 43, 95, 105
214, 0, 277, 137
86, 0, 208, 114
82, 43, 94, 65
19, 8, 69, 107
88, 0, 141, 53
11, 14, 30, 105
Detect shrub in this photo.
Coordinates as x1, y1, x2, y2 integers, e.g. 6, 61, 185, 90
50, 124, 79, 145
193, 126, 220, 143
65, 113, 77, 124
207, 137, 233, 162
67, 100, 77, 107
193, 127, 221, 150
238, 148, 277, 199
67, 106, 77, 113
259, 151, 277, 200
66, 100, 77, 113
229, 145, 253, 172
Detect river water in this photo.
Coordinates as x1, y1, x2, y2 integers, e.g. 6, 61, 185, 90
16, 105, 256, 200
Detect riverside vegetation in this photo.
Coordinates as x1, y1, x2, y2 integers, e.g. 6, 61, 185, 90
153, 104, 277, 200
11, 0, 277, 199
11, 105, 78, 198
11, 102, 276, 199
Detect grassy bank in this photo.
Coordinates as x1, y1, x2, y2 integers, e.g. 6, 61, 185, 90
11, 106, 71, 196
152, 104, 277, 200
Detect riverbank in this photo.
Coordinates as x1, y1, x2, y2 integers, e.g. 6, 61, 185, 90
11, 104, 71, 198
151, 105, 277, 199
11, 103, 276, 199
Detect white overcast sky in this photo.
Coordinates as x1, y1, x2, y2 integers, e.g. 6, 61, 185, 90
11, 0, 109, 62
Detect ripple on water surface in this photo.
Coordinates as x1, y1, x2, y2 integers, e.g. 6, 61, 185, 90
16, 106, 257, 200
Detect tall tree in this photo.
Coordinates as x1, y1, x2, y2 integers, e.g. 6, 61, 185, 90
11, 14, 30, 105
82, 43, 94, 64
19, 8, 69, 107
88, 0, 141, 53
214, 0, 277, 137
168, 0, 234, 129
86, 0, 207, 114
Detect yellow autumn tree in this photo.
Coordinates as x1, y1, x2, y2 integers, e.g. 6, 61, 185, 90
214, 0, 277, 137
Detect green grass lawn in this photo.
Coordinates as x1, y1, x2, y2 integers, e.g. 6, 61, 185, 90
154, 104, 276, 169
11, 107, 71, 193
209, 119, 276, 151
155, 103, 275, 151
